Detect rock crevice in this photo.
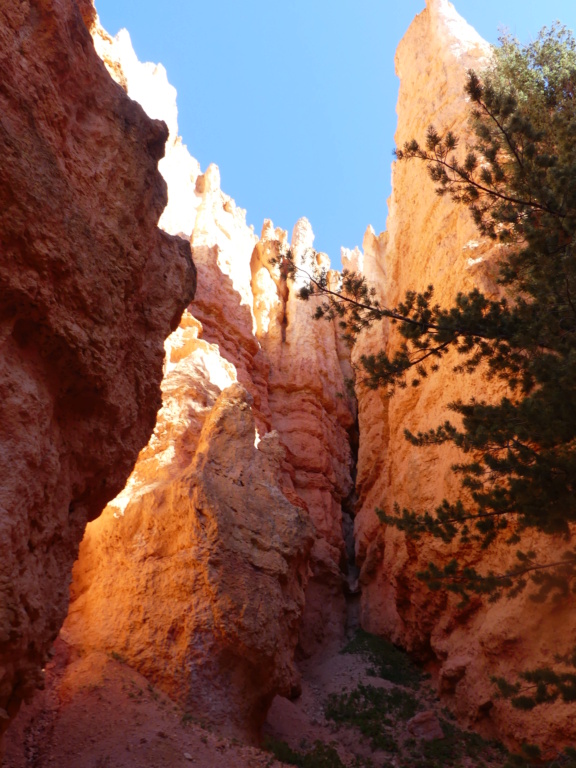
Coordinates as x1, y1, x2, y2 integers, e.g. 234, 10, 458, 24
56, 25, 357, 739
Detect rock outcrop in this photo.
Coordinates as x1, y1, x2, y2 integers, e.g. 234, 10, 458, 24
91, 24, 201, 238
352, 0, 576, 752
57, 27, 356, 741
0, 0, 195, 736
65, 384, 314, 741
253, 223, 357, 656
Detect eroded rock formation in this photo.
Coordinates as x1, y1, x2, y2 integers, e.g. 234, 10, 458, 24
65, 384, 314, 741
253, 223, 357, 656
0, 0, 195, 736
352, 0, 576, 752
5, 0, 569, 755
58, 26, 357, 740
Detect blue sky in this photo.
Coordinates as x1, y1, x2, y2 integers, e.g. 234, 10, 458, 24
94, 0, 575, 265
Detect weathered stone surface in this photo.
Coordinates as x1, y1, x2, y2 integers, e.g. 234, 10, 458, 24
352, 0, 576, 752
407, 711, 444, 742
253, 220, 357, 655
0, 0, 194, 736
54, 25, 356, 741
92, 23, 202, 238
190, 164, 270, 431
65, 385, 314, 741
64, 206, 355, 739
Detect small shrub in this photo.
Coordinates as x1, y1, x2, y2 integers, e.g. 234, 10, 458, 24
405, 721, 506, 768
324, 678, 508, 768
503, 744, 576, 768
342, 630, 423, 688
263, 737, 351, 768
325, 683, 419, 751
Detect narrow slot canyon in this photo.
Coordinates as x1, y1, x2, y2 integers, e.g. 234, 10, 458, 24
1, 0, 576, 765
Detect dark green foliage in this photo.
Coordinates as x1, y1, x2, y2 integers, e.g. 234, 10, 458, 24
341, 629, 424, 688
325, 683, 418, 751
263, 737, 339, 768
264, 630, 508, 767
386, 26, 576, 581
492, 646, 576, 710
280, 20, 576, 568
503, 742, 576, 767
410, 720, 504, 768
324, 680, 506, 767
263, 737, 374, 768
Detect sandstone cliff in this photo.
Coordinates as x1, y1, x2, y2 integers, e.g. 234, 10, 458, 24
352, 0, 576, 752
253, 221, 357, 656
60, 27, 357, 740
0, 0, 195, 737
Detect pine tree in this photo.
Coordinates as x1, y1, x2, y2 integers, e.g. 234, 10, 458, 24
276, 24, 576, 710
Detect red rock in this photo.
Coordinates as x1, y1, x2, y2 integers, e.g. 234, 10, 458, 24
63, 199, 355, 739
0, 0, 194, 736
407, 711, 444, 741
58, 30, 357, 736
64, 385, 314, 741
253, 219, 357, 655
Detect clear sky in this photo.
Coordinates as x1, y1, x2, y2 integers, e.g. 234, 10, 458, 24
94, 0, 575, 266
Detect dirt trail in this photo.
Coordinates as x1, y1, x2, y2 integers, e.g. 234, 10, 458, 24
3, 631, 511, 768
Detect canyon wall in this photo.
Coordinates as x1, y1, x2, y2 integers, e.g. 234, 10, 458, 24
61, 26, 356, 740
352, 0, 576, 752
0, 0, 195, 737
4, 0, 570, 755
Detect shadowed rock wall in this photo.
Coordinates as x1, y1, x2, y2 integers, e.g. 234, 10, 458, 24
0, 0, 194, 735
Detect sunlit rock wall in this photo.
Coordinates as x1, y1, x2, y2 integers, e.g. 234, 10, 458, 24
0, 0, 194, 736
352, 0, 576, 752
63, 26, 356, 740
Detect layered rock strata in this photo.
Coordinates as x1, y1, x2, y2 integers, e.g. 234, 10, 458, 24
61, 27, 356, 739
0, 0, 194, 737
352, 0, 576, 752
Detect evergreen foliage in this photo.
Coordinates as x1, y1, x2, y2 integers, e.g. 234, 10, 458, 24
274, 24, 576, 709
341, 628, 424, 688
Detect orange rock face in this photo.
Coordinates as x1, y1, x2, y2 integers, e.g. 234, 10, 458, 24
0, 0, 194, 735
9, 0, 575, 754
15, 0, 570, 751
65, 384, 314, 741
352, 0, 576, 752
58, 27, 357, 739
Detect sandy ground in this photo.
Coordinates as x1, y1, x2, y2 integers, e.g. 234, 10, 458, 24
2, 632, 508, 768
264, 648, 396, 765
2, 639, 283, 768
